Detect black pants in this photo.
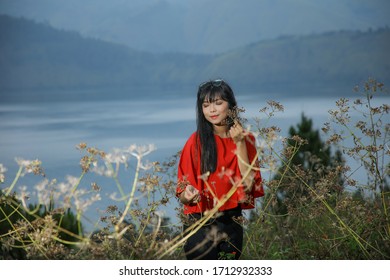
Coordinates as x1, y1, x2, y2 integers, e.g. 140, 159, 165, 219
183, 207, 243, 260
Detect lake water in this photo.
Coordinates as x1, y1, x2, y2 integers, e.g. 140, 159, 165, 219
1, 87, 388, 232
1, 90, 348, 179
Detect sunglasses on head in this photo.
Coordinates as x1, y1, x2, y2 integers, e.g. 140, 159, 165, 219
199, 79, 224, 89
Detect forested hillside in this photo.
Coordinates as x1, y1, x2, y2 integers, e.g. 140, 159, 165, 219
2, 0, 389, 54
0, 15, 389, 94
207, 29, 390, 90
0, 15, 210, 90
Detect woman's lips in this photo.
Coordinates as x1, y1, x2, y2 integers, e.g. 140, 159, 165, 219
210, 115, 218, 119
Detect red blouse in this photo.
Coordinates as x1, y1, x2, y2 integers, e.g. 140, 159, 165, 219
176, 132, 264, 214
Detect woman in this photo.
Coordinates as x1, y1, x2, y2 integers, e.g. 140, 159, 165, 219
176, 79, 264, 260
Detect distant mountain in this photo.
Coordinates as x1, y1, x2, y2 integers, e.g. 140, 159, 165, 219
0, 15, 210, 91
204, 29, 390, 91
1, 0, 389, 54
0, 15, 389, 96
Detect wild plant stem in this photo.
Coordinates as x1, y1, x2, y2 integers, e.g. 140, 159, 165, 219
5, 165, 23, 196
106, 162, 126, 198
117, 156, 141, 234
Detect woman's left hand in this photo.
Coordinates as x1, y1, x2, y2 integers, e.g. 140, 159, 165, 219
229, 120, 248, 144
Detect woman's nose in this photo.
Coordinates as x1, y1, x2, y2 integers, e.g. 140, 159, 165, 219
209, 103, 216, 112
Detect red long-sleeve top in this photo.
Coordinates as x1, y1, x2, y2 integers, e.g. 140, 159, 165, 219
176, 132, 264, 214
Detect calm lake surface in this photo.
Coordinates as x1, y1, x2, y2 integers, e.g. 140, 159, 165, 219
1, 87, 388, 231
1, 89, 345, 171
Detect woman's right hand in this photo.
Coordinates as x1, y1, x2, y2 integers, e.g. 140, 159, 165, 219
179, 185, 200, 205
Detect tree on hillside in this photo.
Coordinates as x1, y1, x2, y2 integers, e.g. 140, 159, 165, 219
270, 113, 345, 215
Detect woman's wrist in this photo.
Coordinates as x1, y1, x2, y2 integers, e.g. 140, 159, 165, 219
234, 138, 245, 145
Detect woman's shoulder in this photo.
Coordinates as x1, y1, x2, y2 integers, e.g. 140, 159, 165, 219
187, 132, 198, 142
180, 132, 200, 157
183, 132, 198, 147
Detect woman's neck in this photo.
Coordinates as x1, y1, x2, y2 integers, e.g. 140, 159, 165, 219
213, 124, 229, 138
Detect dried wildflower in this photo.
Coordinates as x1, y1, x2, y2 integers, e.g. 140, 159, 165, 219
382, 104, 389, 114
15, 158, 45, 177
370, 106, 381, 115
232, 215, 249, 226
328, 98, 352, 126
177, 177, 191, 194
326, 133, 343, 145
366, 145, 382, 153
152, 161, 163, 172
321, 122, 331, 134
106, 205, 118, 213
259, 126, 282, 144
363, 77, 383, 93
87, 147, 100, 156
91, 182, 101, 191
347, 178, 357, 186
76, 144, 106, 173
268, 100, 284, 112
290, 135, 308, 146
226, 106, 247, 125
139, 173, 160, 192
260, 100, 284, 118
282, 145, 295, 160
355, 120, 367, 130
76, 142, 87, 150
336, 97, 349, 108
80, 155, 92, 172
160, 196, 169, 205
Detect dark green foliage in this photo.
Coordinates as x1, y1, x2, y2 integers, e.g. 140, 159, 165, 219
0, 190, 82, 259
270, 113, 344, 215
288, 113, 332, 168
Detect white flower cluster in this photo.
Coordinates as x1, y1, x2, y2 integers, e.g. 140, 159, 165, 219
91, 144, 156, 177
16, 175, 101, 214
0, 163, 7, 183
15, 157, 43, 176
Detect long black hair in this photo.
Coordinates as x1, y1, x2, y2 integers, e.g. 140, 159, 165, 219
196, 79, 237, 174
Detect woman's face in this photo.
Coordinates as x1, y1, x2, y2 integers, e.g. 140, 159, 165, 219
202, 96, 229, 126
